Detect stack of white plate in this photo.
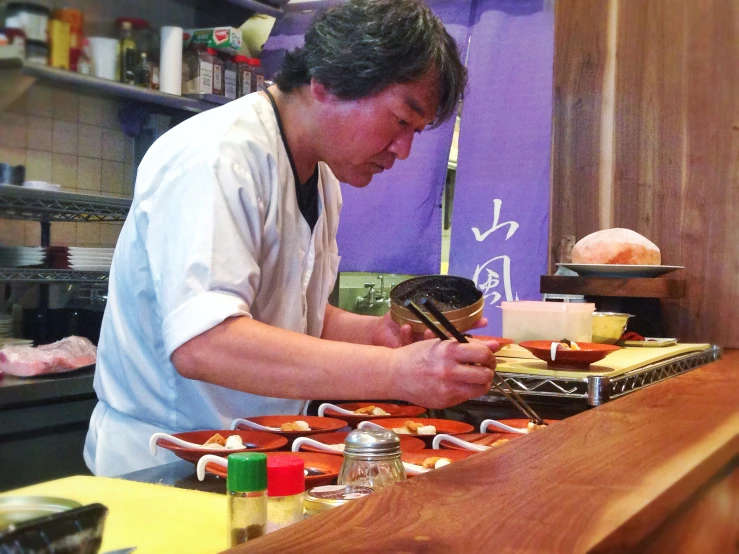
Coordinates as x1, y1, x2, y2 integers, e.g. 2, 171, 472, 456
67, 247, 114, 272
0, 315, 11, 338
0, 246, 46, 268
0, 315, 31, 347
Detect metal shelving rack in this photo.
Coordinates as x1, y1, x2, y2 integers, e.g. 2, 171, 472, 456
0, 268, 110, 284
0, 186, 128, 286
0, 185, 131, 222
474, 346, 722, 407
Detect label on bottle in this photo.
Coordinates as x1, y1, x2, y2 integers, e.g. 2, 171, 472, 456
213, 64, 223, 93
152, 65, 160, 87
241, 70, 253, 96
256, 74, 265, 92
225, 69, 237, 100
199, 60, 213, 94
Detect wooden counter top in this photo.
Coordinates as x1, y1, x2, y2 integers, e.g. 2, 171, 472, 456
230, 350, 739, 553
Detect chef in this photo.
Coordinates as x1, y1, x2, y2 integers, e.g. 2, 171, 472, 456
85, 0, 498, 476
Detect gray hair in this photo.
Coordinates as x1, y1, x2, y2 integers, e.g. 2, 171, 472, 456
275, 0, 467, 127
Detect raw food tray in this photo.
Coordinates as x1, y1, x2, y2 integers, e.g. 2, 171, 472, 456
478, 344, 720, 406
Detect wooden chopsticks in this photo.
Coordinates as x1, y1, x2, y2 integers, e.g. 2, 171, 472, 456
404, 297, 545, 425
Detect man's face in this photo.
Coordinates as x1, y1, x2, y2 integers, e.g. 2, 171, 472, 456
318, 73, 440, 188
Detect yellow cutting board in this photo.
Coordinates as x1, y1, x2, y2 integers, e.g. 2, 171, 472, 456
495, 343, 712, 379
1, 476, 228, 553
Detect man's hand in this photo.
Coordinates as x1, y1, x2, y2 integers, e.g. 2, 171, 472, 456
389, 338, 498, 409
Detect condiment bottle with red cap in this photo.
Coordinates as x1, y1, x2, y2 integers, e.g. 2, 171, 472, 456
266, 456, 305, 534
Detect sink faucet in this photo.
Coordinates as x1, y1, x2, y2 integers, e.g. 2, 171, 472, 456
355, 275, 393, 310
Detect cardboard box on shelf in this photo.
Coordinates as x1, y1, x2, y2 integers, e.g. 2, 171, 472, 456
184, 27, 243, 55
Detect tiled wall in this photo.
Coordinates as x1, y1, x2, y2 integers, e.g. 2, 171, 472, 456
0, 0, 203, 250
0, 86, 133, 248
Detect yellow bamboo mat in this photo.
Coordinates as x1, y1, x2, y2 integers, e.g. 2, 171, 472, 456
495, 343, 712, 379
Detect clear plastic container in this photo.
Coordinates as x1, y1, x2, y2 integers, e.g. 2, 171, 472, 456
501, 301, 595, 343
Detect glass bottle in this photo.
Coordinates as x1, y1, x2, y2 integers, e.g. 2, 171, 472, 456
134, 52, 152, 88
227, 452, 267, 547
266, 456, 305, 534
119, 21, 136, 84
337, 428, 406, 491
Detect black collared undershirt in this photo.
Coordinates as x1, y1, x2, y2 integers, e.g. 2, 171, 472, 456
264, 89, 319, 232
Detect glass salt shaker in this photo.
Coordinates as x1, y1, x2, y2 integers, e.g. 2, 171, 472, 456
337, 427, 406, 491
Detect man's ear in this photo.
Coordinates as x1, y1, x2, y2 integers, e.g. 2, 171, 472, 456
310, 78, 331, 103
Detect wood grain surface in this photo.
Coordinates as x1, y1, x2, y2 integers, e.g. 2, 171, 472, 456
540, 276, 686, 298
228, 351, 739, 554
550, 0, 739, 347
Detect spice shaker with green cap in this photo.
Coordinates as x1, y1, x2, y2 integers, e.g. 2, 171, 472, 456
227, 452, 268, 546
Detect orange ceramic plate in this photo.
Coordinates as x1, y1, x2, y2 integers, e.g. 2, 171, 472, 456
297, 431, 426, 455
518, 341, 621, 370
368, 418, 475, 447
402, 449, 477, 476
156, 430, 287, 464
206, 451, 342, 487
235, 415, 348, 440
467, 335, 515, 347
323, 403, 427, 427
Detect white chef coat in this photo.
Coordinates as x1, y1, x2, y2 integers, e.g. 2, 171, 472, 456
84, 93, 342, 477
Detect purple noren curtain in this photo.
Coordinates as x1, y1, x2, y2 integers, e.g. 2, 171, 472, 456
449, 0, 554, 336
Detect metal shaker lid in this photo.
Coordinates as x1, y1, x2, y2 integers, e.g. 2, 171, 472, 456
343, 427, 401, 459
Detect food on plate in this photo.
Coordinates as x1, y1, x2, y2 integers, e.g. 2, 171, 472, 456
281, 420, 311, 432
621, 331, 645, 341
225, 435, 245, 449
571, 228, 661, 265
421, 456, 452, 469
0, 336, 97, 377
525, 422, 547, 433
354, 405, 390, 416
393, 421, 436, 435
203, 433, 226, 448
550, 339, 579, 361
203, 433, 246, 449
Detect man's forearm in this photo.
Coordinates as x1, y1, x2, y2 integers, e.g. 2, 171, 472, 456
320, 304, 381, 345
171, 315, 394, 399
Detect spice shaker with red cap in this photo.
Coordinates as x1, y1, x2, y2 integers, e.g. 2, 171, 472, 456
266, 456, 305, 534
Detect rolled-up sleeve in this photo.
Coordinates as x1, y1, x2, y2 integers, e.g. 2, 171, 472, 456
143, 154, 267, 358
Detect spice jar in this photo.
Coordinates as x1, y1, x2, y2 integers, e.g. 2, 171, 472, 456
209, 47, 223, 95
266, 456, 305, 534
227, 452, 267, 547
248, 57, 265, 92
234, 54, 253, 97
337, 427, 405, 491
304, 484, 374, 517
222, 54, 237, 100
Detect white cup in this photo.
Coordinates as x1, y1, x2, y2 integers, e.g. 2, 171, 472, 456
87, 37, 119, 80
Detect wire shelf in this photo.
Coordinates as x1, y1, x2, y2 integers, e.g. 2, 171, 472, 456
476, 346, 722, 407
0, 268, 109, 284
0, 185, 130, 222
